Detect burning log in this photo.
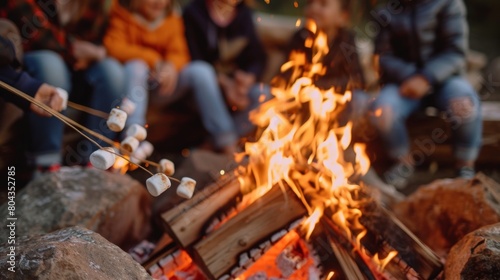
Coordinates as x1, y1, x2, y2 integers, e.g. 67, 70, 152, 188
190, 185, 308, 279
359, 201, 443, 279
161, 173, 241, 248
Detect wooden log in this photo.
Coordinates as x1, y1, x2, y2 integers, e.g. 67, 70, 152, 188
359, 201, 443, 279
161, 173, 241, 248
191, 185, 308, 280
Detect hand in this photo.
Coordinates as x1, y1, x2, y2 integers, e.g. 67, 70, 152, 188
400, 75, 431, 99
219, 73, 249, 111
30, 84, 64, 117
72, 40, 106, 70
154, 61, 178, 96
234, 70, 256, 97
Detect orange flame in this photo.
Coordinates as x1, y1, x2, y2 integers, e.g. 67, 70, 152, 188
237, 19, 397, 273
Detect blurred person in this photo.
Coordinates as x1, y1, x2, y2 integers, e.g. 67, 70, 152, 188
1, 34, 64, 115
105, 0, 255, 154
281, 0, 367, 120
183, 0, 270, 146
370, 0, 482, 188
1, 0, 125, 171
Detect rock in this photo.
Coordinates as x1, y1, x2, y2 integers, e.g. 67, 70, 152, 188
393, 173, 500, 257
0, 167, 152, 250
0, 227, 152, 280
445, 223, 500, 280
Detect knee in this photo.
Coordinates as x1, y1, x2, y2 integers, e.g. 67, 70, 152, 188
448, 96, 479, 121
23, 50, 69, 88
369, 86, 400, 131
183, 60, 217, 81
442, 78, 480, 121
124, 59, 149, 76
91, 58, 125, 94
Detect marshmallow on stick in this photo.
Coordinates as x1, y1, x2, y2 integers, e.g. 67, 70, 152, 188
121, 136, 140, 154
138, 141, 154, 157
120, 98, 136, 115
107, 108, 127, 132
146, 173, 171, 197
126, 124, 147, 142
55, 87, 68, 110
158, 159, 175, 176
90, 147, 116, 170
176, 177, 197, 199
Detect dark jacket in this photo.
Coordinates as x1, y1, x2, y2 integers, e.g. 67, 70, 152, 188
0, 35, 42, 111
282, 28, 365, 93
375, 0, 468, 86
182, 0, 267, 80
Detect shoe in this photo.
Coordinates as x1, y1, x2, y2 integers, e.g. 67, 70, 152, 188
456, 166, 475, 179
383, 162, 415, 190
33, 163, 61, 179
36, 163, 61, 173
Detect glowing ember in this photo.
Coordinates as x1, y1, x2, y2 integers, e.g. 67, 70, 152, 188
236, 19, 397, 275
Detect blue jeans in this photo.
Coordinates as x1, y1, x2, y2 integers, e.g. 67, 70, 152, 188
369, 76, 482, 162
123, 60, 270, 149
24, 50, 125, 165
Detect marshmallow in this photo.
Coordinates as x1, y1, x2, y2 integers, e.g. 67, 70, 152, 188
138, 141, 154, 157
121, 136, 140, 154
158, 159, 175, 176
126, 124, 147, 142
120, 98, 136, 115
107, 108, 127, 132
55, 87, 68, 110
146, 173, 171, 197
176, 177, 196, 199
90, 147, 116, 170
131, 148, 147, 165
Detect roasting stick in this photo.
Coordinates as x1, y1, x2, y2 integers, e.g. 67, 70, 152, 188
0, 80, 165, 178
67, 100, 109, 119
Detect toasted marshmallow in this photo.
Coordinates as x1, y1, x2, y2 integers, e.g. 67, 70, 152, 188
176, 177, 197, 199
126, 124, 147, 142
107, 108, 127, 132
146, 173, 171, 197
158, 159, 175, 176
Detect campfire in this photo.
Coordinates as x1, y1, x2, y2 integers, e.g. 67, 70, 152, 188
145, 21, 443, 280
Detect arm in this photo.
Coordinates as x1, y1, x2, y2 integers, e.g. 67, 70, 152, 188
4, 0, 74, 62
163, 16, 191, 71
237, 7, 266, 80
420, 0, 467, 85
375, 23, 417, 84
182, 7, 207, 62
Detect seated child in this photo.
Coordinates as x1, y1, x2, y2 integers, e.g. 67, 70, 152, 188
182, 0, 270, 139
370, 0, 482, 188
104, 0, 244, 154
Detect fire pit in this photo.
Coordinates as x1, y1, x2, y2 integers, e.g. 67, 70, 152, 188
144, 21, 443, 279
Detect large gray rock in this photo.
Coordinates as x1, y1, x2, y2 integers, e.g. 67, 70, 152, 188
394, 173, 500, 257
445, 223, 500, 280
0, 227, 152, 280
0, 167, 152, 250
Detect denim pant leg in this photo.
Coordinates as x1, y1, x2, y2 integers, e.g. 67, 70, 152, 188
83, 58, 125, 156
232, 83, 271, 137
176, 61, 237, 149
432, 77, 482, 161
369, 84, 422, 159
122, 60, 150, 129
23, 50, 71, 166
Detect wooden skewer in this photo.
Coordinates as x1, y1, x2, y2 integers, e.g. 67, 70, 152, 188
67, 100, 109, 119
0, 81, 159, 177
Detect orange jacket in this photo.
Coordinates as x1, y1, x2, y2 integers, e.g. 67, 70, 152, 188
104, 1, 190, 70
